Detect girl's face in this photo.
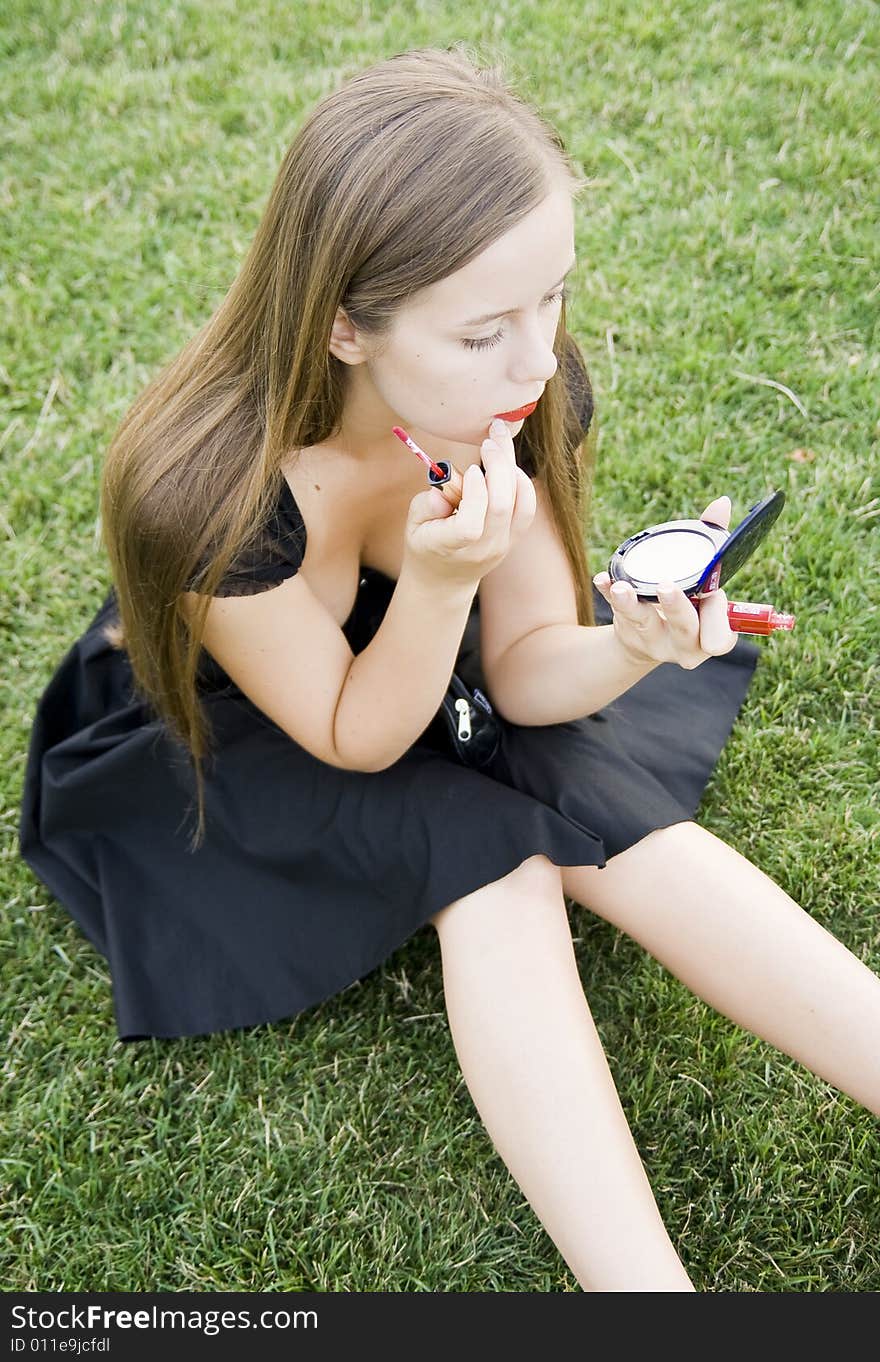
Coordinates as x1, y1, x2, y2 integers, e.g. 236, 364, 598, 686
330, 185, 576, 455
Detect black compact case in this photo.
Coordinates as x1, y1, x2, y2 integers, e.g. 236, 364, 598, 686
609, 490, 786, 601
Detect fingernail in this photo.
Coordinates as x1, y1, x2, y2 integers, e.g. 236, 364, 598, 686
489, 418, 508, 437
658, 582, 674, 600
611, 582, 627, 597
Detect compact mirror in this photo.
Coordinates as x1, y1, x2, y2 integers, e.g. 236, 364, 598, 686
609, 490, 786, 601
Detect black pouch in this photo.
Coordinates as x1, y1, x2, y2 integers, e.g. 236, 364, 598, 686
437, 672, 501, 769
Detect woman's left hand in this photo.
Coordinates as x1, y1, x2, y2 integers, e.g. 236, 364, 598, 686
592, 495, 738, 670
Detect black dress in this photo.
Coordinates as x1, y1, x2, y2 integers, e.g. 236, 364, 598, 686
18, 409, 760, 1041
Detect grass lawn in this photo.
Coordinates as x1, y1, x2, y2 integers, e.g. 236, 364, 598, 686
2, 0, 877, 1292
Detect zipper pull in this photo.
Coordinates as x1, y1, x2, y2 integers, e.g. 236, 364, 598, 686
454, 697, 472, 741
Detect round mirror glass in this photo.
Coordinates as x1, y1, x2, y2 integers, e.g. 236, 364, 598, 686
624, 528, 715, 582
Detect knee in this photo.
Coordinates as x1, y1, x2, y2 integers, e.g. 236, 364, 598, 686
510, 852, 563, 893
634, 819, 704, 854
561, 821, 708, 913
428, 853, 564, 937
604, 819, 708, 868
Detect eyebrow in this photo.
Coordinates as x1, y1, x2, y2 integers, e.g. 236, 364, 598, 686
460, 259, 577, 328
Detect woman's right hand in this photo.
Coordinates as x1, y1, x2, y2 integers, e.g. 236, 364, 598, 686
402, 419, 537, 591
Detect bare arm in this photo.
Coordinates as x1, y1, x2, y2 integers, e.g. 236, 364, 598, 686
188, 563, 476, 774
487, 622, 661, 726
481, 489, 738, 726
334, 563, 477, 770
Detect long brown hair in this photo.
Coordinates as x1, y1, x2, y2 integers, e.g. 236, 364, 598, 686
100, 43, 599, 850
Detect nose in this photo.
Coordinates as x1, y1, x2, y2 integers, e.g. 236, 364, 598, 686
508, 315, 559, 386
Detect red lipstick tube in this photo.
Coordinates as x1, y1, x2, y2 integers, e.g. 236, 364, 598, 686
725, 601, 796, 635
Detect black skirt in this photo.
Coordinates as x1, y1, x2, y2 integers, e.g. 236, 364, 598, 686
18, 573, 759, 1041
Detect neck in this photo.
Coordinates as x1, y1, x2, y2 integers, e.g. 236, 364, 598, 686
332, 368, 479, 467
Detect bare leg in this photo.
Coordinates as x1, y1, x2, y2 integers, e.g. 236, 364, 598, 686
561, 821, 880, 1117
429, 855, 695, 1291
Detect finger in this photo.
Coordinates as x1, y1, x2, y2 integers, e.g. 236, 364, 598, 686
487, 417, 519, 483
592, 571, 613, 605
453, 463, 488, 540
481, 436, 517, 522
510, 465, 537, 533
488, 417, 515, 451
700, 494, 731, 529
482, 426, 516, 483
593, 572, 646, 619
607, 579, 658, 635
440, 461, 465, 509
656, 580, 701, 647
407, 486, 459, 529
696, 588, 737, 655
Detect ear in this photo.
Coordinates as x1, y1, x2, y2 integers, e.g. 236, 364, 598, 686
328, 307, 370, 366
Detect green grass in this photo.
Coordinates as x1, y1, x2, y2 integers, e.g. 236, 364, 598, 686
2, 0, 878, 1292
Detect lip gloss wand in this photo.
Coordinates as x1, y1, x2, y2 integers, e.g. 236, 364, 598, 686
391, 426, 465, 509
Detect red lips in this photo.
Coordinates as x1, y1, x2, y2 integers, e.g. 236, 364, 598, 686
493, 400, 539, 421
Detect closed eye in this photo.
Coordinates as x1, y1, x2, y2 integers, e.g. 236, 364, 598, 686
461, 287, 568, 352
